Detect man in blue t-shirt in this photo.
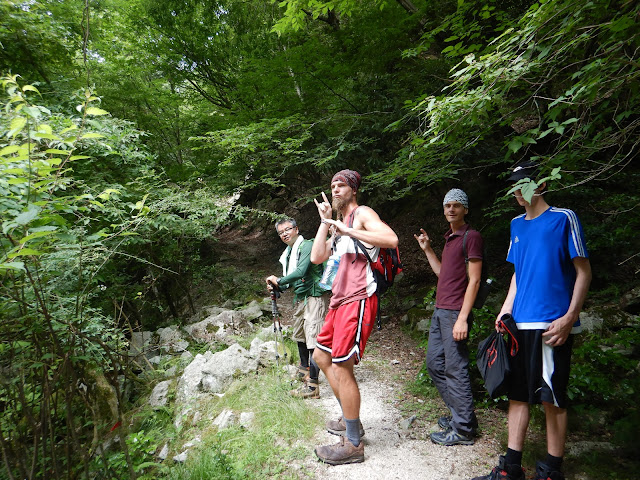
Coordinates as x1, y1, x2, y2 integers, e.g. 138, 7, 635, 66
472, 162, 591, 480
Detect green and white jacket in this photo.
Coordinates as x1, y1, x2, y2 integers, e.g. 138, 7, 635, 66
278, 235, 325, 302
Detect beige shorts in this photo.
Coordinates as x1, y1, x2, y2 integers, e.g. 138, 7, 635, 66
291, 295, 328, 348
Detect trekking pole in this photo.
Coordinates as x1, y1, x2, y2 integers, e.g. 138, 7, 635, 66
268, 281, 286, 364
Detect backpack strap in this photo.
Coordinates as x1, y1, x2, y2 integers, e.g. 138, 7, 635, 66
347, 206, 383, 330
462, 230, 469, 264
462, 227, 487, 277
347, 206, 375, 264
346, 206, 359, 228
353, 239, 374, 263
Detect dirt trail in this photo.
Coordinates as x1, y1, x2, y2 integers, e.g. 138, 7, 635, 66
294, 323, 501, 480
215, 226, 501, 479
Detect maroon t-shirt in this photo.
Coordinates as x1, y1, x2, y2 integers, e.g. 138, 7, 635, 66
435, 225, 483, 310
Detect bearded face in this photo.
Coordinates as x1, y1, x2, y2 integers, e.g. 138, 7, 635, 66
331, 186, 354, 212
332, 195, 348, 212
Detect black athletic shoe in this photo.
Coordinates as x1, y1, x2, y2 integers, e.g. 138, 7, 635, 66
430, 429, 474, 446
437, 415, 452, 430
471, 456, 525, 480
437, 415, 479, 436
534, 460, 565, 480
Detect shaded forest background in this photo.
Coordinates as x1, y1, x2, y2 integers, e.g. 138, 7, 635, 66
1, 0, 639, 478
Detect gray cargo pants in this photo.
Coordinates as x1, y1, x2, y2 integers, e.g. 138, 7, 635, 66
426, 308, 478, 436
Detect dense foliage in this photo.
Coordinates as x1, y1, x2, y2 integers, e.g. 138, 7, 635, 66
1, 0, 639, 477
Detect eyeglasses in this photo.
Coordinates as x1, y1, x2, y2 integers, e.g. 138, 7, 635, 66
278, 226, 295, 237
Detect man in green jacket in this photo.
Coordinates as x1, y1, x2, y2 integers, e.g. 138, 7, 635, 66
266, 218, 328, 398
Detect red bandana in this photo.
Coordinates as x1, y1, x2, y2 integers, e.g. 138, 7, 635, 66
331, 169, 361, 192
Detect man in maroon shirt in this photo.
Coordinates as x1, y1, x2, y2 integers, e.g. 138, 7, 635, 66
414, 188, 482, 446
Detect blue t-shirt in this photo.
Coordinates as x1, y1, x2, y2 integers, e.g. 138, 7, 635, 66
506, 206, 588, 330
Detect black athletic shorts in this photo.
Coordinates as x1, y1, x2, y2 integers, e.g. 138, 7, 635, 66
507, 329, 574, 409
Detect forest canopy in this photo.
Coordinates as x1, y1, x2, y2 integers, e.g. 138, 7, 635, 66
1, 0, 639, 477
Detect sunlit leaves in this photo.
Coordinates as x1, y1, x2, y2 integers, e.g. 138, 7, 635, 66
378, 0, 640, 196
14, 205, 41, 226
506, 167, 562, 203
7, 117, 26, 137
85, 107, 109, 116
0, 261, 25, 272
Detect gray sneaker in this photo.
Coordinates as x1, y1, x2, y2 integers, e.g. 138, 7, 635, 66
430, 429, 474, 446
315, 437, 364, 465
326, 417, 365, 437
438, 415, 452, 430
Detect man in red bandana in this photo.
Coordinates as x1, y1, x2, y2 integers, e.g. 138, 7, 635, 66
310, 169, 398, 465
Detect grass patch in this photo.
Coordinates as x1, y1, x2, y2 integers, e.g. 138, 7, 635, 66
401, 366, 445, 423
163, 365, 322, 479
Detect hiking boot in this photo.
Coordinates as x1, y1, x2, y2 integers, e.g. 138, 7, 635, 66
289, 380, 319, 399
292, 365, 310, 382
314, 437, 364, 465
326, 417, 365, 437
534, 460, 565, 480
430, 428, 474, 446
471, 456, 525, 480
438, 415, 452, 430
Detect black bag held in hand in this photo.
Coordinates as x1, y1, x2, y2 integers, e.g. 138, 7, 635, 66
476, 314, 519, 399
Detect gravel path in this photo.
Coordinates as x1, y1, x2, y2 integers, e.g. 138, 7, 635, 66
214, 228, 502, 479
297, 334, 500, 480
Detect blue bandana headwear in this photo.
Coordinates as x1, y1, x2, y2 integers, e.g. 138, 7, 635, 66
443, 188, 469, 209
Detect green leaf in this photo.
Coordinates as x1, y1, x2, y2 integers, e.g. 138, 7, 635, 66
20, 230, 58, 244
508, 138, 523, 153
561, 118, 578, 125
15, 206, 41, 225
8, 117, 27, 137
98, 188, 121, 200
538, 128, 554, 139
8, 248, 44, 258
79, 133, 105, 139
45, 149, 72, 155
60, 125, 78, 135
520, 181, 538, 203
0, 262, 26, 272
34, 133, 62, 140
0, 145, 20, 156
22, 85, 40, 94
85, 107, 109, 116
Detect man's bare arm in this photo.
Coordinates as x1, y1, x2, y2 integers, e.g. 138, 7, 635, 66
414, 228, 441, 277
311, 191, 333, 264
453, 258, 482, 341
496, 273, 517, 332
323, 206, 398, 249
543, 257, 592, 346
